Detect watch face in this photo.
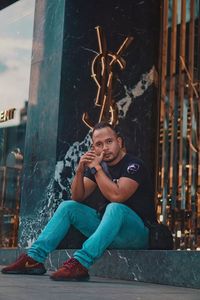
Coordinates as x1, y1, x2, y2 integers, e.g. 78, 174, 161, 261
90, 167, 97, 175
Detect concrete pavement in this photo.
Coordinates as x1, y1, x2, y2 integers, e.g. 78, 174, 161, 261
0, 267, 200, 300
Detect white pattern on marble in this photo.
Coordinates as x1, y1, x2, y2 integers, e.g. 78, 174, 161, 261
64, 249, 72, 259
131, 271, 138, 281
117, 250, 129, 267
135, 263, 142, 273
117, 66, 155, 118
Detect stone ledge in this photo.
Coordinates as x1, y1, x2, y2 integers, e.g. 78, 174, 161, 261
0, 249, 200, 289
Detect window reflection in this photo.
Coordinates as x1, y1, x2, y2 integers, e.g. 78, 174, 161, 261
0, 0, 35, 247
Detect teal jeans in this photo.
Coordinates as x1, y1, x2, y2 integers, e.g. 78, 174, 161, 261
28, 200, 149, 269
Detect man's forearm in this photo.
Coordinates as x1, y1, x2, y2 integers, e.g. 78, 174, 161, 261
94, 168, 122, 202
71, 170, 85, 201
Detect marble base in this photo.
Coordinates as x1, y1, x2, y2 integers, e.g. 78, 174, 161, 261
0, 249, 200, 289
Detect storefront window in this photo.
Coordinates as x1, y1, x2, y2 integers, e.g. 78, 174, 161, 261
0, 0, 35, 247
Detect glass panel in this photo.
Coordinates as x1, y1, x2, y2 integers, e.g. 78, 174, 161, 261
0, 0, 35, 247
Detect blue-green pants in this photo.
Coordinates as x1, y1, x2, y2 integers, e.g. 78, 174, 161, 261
28, 200, 149, 269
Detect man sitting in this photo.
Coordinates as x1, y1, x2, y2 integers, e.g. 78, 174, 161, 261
1, 121, 157, 281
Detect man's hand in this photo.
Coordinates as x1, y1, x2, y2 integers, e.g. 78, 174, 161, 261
87, 150, 104, 168
76, 150, 103, 173
72, 150, 98, 201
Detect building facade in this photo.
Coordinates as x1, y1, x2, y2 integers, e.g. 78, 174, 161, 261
0, 0, 199, 251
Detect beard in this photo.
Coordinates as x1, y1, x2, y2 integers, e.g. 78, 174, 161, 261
103, 151, 120, 164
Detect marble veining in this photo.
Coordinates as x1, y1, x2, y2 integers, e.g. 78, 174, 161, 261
117, 66, 155, 119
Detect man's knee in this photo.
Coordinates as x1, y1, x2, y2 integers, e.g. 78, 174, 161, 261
57, 200, 82, 213
104, 202, 126, 215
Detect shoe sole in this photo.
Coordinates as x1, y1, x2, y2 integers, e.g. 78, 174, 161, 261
50, 275, 90, 281
1, 269, 46, 275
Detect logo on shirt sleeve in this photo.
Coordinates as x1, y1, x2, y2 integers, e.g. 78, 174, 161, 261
127, 163, 140, 174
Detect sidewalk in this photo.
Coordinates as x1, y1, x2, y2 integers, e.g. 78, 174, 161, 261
0, 267, 200, 300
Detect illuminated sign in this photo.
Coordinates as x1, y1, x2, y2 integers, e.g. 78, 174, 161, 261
82, 26, 133, 129
0, 108, 16, 123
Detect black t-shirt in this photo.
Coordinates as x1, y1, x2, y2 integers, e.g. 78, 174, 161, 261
84, 153, 157, 223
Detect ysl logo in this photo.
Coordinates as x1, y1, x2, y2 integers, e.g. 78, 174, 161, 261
82, 26, 133, 129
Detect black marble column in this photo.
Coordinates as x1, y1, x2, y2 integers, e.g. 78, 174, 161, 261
56, 0, 160, 247
0, 130, 5, 164
19, 0, 66, 246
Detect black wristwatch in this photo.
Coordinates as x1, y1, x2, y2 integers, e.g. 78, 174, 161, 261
90, 165, 102, 175
90, 167, 97, 175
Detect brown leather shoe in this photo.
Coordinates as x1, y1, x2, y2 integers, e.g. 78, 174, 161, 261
1, 253, 46, 275
50, 257, 89, 281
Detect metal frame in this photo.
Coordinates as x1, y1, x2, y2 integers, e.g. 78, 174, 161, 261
158, 0, 200, 249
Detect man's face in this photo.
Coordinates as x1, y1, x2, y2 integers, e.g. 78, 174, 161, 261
92, 127, 122, 164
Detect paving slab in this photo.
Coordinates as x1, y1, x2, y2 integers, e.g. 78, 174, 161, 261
0, 267, 200, 300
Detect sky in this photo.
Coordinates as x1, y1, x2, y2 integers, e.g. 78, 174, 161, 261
0, 0, 35, 127
168, 0, 199, 26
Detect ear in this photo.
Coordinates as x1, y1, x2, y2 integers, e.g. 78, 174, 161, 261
117, 136, 123, 148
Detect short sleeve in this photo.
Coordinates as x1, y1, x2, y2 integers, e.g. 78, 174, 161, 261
121, 160, 145, 184
84, 167, 96, 183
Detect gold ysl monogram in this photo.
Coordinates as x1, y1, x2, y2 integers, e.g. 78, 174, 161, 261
82, 26, 133, 129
